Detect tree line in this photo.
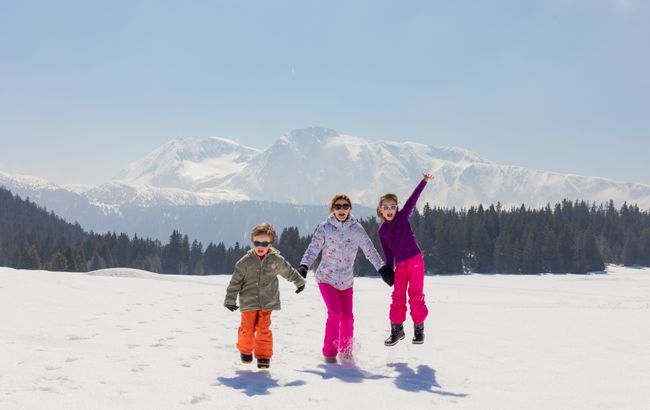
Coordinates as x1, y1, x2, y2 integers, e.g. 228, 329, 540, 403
0, 187, 248, 274
2, 187, 649, 275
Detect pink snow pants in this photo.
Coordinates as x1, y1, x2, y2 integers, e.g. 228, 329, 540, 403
389, 253, 428, 325
318, 282, 354, 357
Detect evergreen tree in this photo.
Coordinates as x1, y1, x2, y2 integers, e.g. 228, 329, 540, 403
493, 232, 510, 273
622, 233, 639, 266
470, 222, 494, 273
581, 228, 605, 273
18, 245, 42, 270
557, 226, 576, 273
276, 227, 303, 267
115, 233, 132, 266
181, 235, 191, 273
162, 231, 186, 274
203, 243, 218, 274
189, 240, 204, 275
521, 230, 540, 274
98, 242, 115, 268
64, 246, 87, 272
48, 251, 68, 271
88, 249, 106, 271
640, 228, 650, 267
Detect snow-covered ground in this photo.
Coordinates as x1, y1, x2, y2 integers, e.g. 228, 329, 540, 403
1, 265, 649, 409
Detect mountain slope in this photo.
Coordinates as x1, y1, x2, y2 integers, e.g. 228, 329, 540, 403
113, 137, 260, 189
103, 127, 650, 209
3, 127, 650, 245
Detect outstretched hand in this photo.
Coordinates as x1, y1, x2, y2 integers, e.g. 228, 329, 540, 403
422, 172, 434, 182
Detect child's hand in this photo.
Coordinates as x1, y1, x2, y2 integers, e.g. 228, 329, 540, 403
295, 284, 305, 294
378, 265, 395, 287
225, 304, 239, 312
422, 172, 434, 182
297, 264, 308, 278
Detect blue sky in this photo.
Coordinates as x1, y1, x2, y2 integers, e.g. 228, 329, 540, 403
1, 0, 648, 185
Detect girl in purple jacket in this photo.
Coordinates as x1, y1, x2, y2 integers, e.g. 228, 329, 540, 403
377, 173, 433, 346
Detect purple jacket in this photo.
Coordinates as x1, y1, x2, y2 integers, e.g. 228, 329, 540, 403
378, 179, 428, 267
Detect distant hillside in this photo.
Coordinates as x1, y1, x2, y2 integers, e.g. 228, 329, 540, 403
0, 187, 87, 268
0, 187, 249, 274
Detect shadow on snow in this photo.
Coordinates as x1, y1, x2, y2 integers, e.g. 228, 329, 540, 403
299, 362, 390, 384
216, 370, 306, 396
217, 363, 467, 398
387, 363, 467, 397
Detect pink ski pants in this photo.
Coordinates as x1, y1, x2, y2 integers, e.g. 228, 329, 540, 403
389, 253, 428, 325
318, 282, 354, 357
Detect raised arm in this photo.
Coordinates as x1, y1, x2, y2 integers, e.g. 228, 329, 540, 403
402, 173, 433, 216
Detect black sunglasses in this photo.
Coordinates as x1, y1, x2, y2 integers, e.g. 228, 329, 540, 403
333, 203, 351, 210
253, 241, 271, 247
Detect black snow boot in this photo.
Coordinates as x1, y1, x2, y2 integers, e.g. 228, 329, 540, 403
412, 323, 424, 344
384, 323, 405, 346
240, 353, 253, 364
257, 358, 270, 369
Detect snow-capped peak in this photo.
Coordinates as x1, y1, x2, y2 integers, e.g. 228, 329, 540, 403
285, 127, 340, 142
208, 136, 246, 147
112, 136, 260, 189
8, 128, 648, 213
0, 169, 61, 191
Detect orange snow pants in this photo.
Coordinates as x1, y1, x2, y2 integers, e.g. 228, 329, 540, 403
237, 309, 273, 359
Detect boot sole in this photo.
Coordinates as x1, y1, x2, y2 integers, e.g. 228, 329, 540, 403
412, 340, 424, 344
384, 334, 405, 346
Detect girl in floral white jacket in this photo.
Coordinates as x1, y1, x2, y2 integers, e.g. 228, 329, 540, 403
299, 194, 393, 362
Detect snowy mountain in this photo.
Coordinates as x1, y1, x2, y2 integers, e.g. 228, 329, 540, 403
0, 170, 105, 223
3, 127, 650, 245
96, 127, 650, 209
0, 170, 368, 245
218, 128, 489, 206
113, 136, 260, 190
0, 170, 60, 193
75, 137, 260, 208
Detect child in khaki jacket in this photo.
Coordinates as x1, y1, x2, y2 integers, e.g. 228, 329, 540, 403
224, 223, 305, 369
